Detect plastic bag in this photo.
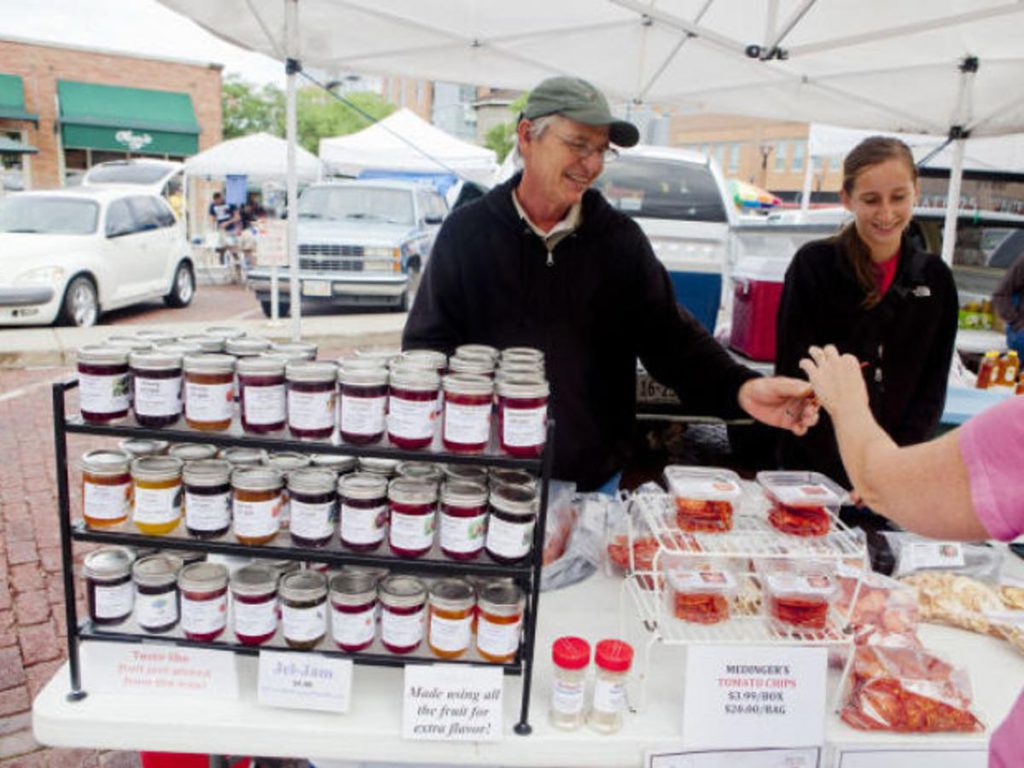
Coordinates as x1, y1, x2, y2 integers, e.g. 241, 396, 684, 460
541, 484, 611, 592
541, 480, 578, 566
900, 571, 1005, 636
605, 489, 663, 589
883, 532, 1003, 582
835, 564, 919, 643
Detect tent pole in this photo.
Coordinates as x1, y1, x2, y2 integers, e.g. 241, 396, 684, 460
939, 137, 965, 266
799, 153, 814, 217
286, 0, 301, 341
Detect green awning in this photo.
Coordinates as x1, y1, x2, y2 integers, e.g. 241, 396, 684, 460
0, 136, 37, 154
57, 80, 199, 156
0, 74, 38, 123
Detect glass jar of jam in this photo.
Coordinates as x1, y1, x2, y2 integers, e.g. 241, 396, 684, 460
387, 478, 438, 558
387, 366, 440, 450
496, 377, 549, 457
272, 340, 318, 360
118, 439, 170, 460
183, 354, 235, 431
485, 484, 537, 565
263, 452, 312, 531
379, 574, 427, 655
338, 472, 388, 551
455, 344, 499, 364
440, 480, 488, 561
338, 366, 388, 445
448, 356, 496, 378
230, 563, 279, 646
311, 453, 357, 475
182, 459, 232, 539
220, 447, 268, 468
168, 443, 219, 462
358, 457, 399, 478
231, 468, 284, 545
476, 582, 524, 663
132, 554, 182, 634
131, 456, 184, 536
329, 571, 378, 652
442, 374, 494, 453
395, 462, 444, 484
488, 469, 537, 493
286, 361, 337, 440
179, 562, 229, 641
77, 345, 130, 423
129, 350, 183, 428
237, 357, 286, 433
83, 547, 134, 626
288, 468, 337, 547
81, 449, 131, 528
280, 571, 328, 650
427, 578, 475, 660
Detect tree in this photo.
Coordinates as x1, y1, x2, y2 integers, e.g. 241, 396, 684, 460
295, 89, 395, 154
222, 76, 285, 139
483, 92, 529, 163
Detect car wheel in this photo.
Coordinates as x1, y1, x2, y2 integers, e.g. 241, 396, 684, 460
58, 276, 99, 328
399, 265, 421, 312
164, 262, 195, 308
260, 301, 290, 318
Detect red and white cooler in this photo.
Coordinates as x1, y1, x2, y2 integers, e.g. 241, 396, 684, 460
728, 256, 790, 362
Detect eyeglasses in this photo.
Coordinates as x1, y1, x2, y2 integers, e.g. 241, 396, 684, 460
553, 133, 619, 163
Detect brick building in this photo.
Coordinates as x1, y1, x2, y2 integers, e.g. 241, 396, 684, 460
0, 35, 223, 191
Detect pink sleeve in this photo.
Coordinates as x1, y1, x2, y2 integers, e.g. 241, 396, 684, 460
957, 396, 1024, 541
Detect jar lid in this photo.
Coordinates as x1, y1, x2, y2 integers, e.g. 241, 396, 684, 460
104, 336, 155, 352
478, 582, 524, 616
132, 330, 178, 343
161, 549, 206, 566
338, 472, 388, 500
230, 563, 278, 596
168, 443, 219, 462
177, 334, 225, 353
272, 341, 318, 359
495, 362, 545, 381
155, 342, 204, 358
261, 351, 308, 365
132, 554, 183, 588
455, 343, 499, 362
311, 454, 357, 473
76, 345, 129, 367
339, 366, 388, 386
594, 639, 634, 672
178, 562, 228, 592
220, 447, 268, 466
395, 461, 444, 483
83, 547, 133, 580
552, 636, 591, 670
341, 565, 389, 583
447, 357, 496, 377
81, 449, 130, 476
183, 353, 236, 375
225, 337, 272, 356
429, 578, 474, 611
496, 376, 549, 399
501, 347, 545, 364
182, 459, 232, 487
358, 457, 399, 477
118, 439, 170, 458
262, 559, 301, 577
389, 364, 440, 391
288, 467, 337, 496
442, 373, 493, 396
131, 456, 183, 482
280, 570, 328, 602
353, 346, 401, 364
329, 571, 378, 604
204, 325, 247, 341
400, 349, 447, 370
441, 480, 488, 508
379, 574, 427, 608
388, 477, 438, 506
490, 484, 537, 517
232, 467, 284, 492
129, 350, 183, 371
443, 464, 489, 484
263, 452, 312, 473
286, 360, 337, 383
489, 468, 538, 492
237, 356, 285, 377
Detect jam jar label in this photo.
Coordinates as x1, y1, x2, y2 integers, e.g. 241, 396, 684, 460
340, 394, 386, 436
381, 608, 424, 648
133, 486, 182, 525
341, 503, 386, 545
233, 497, 281, 538
242, 384, 286, 426
80, 373, 130, 414
94, 582, 133, 619
184, 381, 233, 422
233, 597, 278, 638
185, 491, 231, 532
477, 617, 521, 657
440, 512, 486, 553
282, 602, 326, 643
501, 406, 547, 447
429, 613, 471, 653
135, 589, 178, 629
182, 593, 228, 634
389, 510, 436, 551
290, 499, 335, 541
84, 480, 130, 521
331, 604, 375, 647
485, 516, 534, 559
288, 389, 335, 431
387, 396, 435, 440
134, 376, 182, 417
443, 401, 491, 445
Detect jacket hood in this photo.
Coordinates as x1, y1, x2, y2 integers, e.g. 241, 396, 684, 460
483, 171, 621, 237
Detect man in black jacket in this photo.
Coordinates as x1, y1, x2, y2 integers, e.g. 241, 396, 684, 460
403, 76, 817, 491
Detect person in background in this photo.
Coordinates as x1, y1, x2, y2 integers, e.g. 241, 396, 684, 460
403, 75, 819, 492
993, 248, 1024, 358
775, 136, 959, 492
800, 343, 1023, 768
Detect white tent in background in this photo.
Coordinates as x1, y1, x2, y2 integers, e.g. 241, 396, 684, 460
184, 132, 322, 182
318, 109, 497, 186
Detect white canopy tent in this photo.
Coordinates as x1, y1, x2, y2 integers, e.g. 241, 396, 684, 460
184, 131, 323, 182
319, 109, 496, 185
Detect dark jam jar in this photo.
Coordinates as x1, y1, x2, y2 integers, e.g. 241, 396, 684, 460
280, 571, 328, 651
338, 366, 388, 445
129, 350, 183, 428
387, 365, 439, 450
230, 563, 278, 646
182, 459, 232, 539
237, 357, 286, 434
77, 345, 130, 424
379, 575, 427, 655
232, 468, 284, 546
263, 452, 312, 531
287, 468, 337, 547
442, 374, 494, 453
338, 472, 388, 552
132, 554, 182, 634
329, 571, 378, 652
286, 361, 338, 440
496, 377, 549, 458
83, 547, 134, 626
440, 480, 488, 561
179, 562, 229, 641
387, 478, 438, 559
485, 483, 538, 565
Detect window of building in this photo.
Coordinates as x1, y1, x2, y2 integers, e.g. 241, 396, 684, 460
728, 143, 741, 173
831, 155, 843, 171
792, 141, 806, 172
774, 141, 788, 172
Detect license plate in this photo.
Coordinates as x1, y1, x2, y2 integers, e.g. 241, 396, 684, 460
302, 280, 331, 297
636, 372, 680, 404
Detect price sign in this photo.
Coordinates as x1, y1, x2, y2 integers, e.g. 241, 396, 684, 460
257, 650, 352, 713
254, 219, 288, 267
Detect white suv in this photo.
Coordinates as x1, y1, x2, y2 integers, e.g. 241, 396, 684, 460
0, 187, 195, 327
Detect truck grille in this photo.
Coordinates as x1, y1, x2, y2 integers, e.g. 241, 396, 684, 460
299, 257, 363, 272
299, 244, 364, 257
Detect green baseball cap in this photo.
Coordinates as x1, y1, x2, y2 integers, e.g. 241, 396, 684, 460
522, 76, 639, 148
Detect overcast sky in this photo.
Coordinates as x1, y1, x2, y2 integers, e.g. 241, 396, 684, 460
0, 0, 284, 85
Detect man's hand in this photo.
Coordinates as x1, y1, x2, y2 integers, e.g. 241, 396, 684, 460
738, 376, 820, 436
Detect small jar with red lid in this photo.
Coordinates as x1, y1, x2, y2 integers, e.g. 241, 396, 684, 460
551, 636, 591, 730
237, 357, 286, 433
588, 639, 634, 734
496, 377, 549, 457
338, 366, 388, 444
179, 562, 229, 642
442, 374, 494, 453
77, 345, 131, 424
287, 468, 337, 547
230, 563, 279, 646
379, 574, 427, 655
387, 478, 437, 558
439, 480, 488, 561
387, 365, 440, 450
286, 361, 337, 440
129, 350, 183, 428
485, 483, 537, 565
329, 571, 377, 652
338, 472, 388, 551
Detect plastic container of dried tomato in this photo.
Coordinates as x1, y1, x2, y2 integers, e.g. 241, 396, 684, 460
664, 466, 744, 533
762, 564, 837, 631
756, 471, 844, 538
663, 566, 737, 625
